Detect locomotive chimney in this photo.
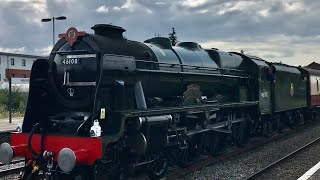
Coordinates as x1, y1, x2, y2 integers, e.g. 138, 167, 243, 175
91, 24, 126, 39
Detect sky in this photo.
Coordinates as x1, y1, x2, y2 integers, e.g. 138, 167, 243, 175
0, 0, 319, 66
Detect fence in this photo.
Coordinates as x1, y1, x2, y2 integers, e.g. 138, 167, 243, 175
0, 78, 29, 123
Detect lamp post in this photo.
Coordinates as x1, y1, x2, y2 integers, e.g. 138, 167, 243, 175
41, 16, 67, 45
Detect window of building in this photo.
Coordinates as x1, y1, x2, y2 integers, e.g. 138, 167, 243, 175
10, 58, 14, 66
12, 74, 15, 77
23, 74, 26, 78
22, 59, 26, 66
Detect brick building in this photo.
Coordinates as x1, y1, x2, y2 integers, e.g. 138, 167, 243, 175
0, 52, 45, 83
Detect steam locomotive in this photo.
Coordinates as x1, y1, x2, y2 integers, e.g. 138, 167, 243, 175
0, 24, 319, 179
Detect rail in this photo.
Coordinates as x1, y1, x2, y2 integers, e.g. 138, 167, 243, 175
0, 159, 25, 178
244, 135, 320, 180
166, 120, 320, 179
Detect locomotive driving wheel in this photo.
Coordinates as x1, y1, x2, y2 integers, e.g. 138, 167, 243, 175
203, 112, 227, 156
204, 131, 226, 156
231, 114, 249, 148
148, 152, 168, 179
169, 135, 199, 167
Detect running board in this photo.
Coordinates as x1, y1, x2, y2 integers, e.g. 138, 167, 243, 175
213, 128, 232, 134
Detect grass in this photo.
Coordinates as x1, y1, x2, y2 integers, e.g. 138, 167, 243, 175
0, 89, 28, 119
0, 111, 25, 119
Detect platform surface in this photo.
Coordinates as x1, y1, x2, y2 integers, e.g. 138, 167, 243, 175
308, 169, 320, 180
0, 117, 23, 132
298, 161, 320, 180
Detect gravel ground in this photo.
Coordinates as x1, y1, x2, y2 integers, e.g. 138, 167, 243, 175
183, 122, 320, 180
0, 159, 24, 180
1, 174, 20, 180
0, 161, 24, 171
254, 140, 320, 180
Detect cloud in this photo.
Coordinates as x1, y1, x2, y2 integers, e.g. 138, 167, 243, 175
196, 9, 209, 14
0, 47, 26, 54
217, 1, 257, 15
259, 8, 270, 17
180, 0, 208, 8
283, 2, 306, 13
121, 0, 134, 9
113, 6, 121, 11
3, 0, 50, 26
96, 5, 109, 13
155, 1, 166, 5
110, 0, 153, 14
0, 0, 319, 67
111, 0, 135, 12
34, 45, 52, 56
200, 34, 320, 66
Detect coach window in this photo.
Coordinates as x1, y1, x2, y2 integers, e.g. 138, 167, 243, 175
22, 59, 26, 66
10, 58, 15, 66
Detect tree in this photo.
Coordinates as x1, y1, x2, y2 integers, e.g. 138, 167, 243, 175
168, 27, 178, 46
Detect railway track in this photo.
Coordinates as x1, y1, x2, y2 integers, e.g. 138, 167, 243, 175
244, 134, 320, 180
1, 121, 320, 179
166, 120, 320, 179
0, 159, 24, 179
0, 130, 23, 179
166, 134, 286, 179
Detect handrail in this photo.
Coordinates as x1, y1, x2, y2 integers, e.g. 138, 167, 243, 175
134, 59, 248, 78
134, 59, 245, 73
52, 50, 89, 55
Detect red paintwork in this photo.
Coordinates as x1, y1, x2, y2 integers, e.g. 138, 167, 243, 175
11, 133, 102, 165
59, 27, 86, 46
74, 149, 89, 164
12, 144, 27, 157
311, 95, 320, 107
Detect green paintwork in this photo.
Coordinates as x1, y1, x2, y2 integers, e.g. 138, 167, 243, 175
259, 79, 271, 114
273, 64, 307, 112
234, 53, 272, 114
239, 87, 248, 102
181, 73, 240, 103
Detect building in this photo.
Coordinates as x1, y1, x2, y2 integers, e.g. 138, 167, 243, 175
306, 62, 320, 70
0, 52, 45, 83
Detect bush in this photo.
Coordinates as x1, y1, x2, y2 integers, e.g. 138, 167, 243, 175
0, 105, 8, 118
0, 88, 28, 118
